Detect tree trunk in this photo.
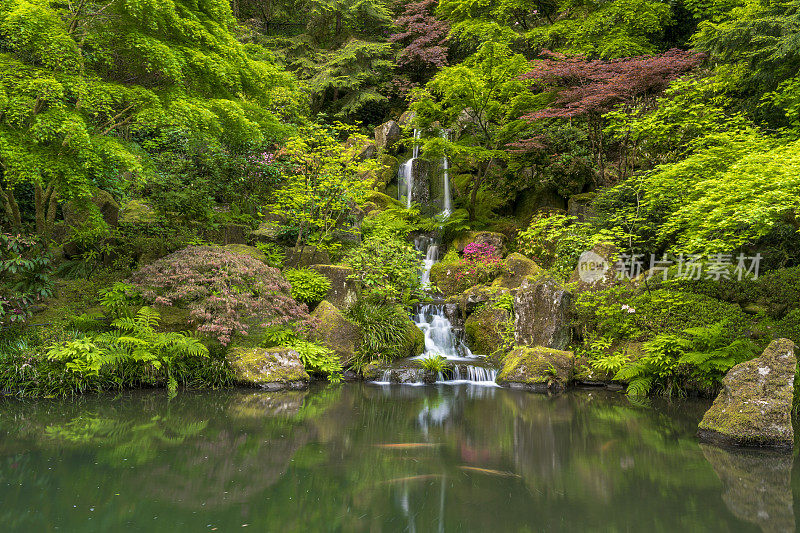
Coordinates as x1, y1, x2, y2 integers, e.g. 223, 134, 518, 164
1, 186, 22, 229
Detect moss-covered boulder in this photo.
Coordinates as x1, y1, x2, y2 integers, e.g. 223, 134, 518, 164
374, 120, 401, 150
310, 301, 362, 365
514, 274, 573, 350
465, 305, 509, 355
248, 222, 283, 245
62, 188, 120, 229
223, 244, 268, 263
119, 198, 157, 225
227, 347, 310, 390
496, 345, 575, 392
365, 190, 403, 210
285, 245, 331, 268
698, 339, 797, 449
429, 261, 473, 297
567, 192, 596, 222
569, 243, 619, 293
492, 252, 541, 289
309, 265, 358, 309
399, 312, 425, 358
452, 231, 506, 255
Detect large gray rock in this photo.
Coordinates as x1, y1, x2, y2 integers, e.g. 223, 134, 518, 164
566, 192, 596, 222
374, 120, 401, 149
284, 245, 331, 268
248, 222, 283, 244
309, 265, 358, 309
513, 275, 573, 350
698, 339, 796, 449
701, 444, 795, 533
496, 345, 575, 392
408, 158, 431, 207
227, 347, 310, 390
310, 300, 362, 365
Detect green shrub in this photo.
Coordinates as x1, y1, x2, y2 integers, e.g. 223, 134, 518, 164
283, 268, 331, 305
592, 320, 758, 397
418, 354, 448, 373
345, 234, 422, 303
346, 301, 410, 364
286, 339, 342, 382
757, 267, 800, 317
576, 286, 750, 342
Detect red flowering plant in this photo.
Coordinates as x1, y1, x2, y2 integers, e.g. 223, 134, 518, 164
131, 246, 311, 345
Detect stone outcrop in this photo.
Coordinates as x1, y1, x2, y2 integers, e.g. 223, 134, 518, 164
374, 120, 401, 149
698, 338, 796, 449
284, 245, 331, 268
248, 222, 283, 245
701, 444, 795, 533
465, 305, 509, 355
452, 231, 506, 254
566, 192, 596, 222
492, 252, 541, 289
496, 346, 575, 392
309, 265, 358, 309
513, 274, 573, 350
227, 347, 310, 390
310, 300, 362, 365
569, 243, 619, 293
63, 188, 120, 229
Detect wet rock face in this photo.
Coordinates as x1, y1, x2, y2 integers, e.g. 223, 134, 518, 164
698, 338, 796, 449
374, 120, 401, 150
409, 158, 431, 206
310, 300, 362, 365
701, 444, 795, 533
465, 305, 508, 355
227, 347, 310, 390
309, 265, 358, 310
496, 346, 575, 392
513, 275, 573, 350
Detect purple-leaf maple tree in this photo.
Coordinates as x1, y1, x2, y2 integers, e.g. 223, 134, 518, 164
390, 0, 450, 94
513, 48, 704, 181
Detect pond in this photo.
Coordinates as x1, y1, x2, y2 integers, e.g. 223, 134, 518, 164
0, 384, 796, 532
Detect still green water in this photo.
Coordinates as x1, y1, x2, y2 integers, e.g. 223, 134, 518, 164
0, 384, 796, 532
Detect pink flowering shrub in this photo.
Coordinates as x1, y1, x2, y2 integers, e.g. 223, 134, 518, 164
431, 242, 506, 296
130, 246, 311, 345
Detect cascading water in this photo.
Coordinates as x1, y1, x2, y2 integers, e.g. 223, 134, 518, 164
441, 130, 452, 217
398, 129, 421, 209
411, 236, 498, 386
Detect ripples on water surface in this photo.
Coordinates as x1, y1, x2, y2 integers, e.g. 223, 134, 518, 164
0, 384, 796, 532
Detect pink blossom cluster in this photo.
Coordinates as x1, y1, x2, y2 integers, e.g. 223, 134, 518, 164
462, 242, 501, 263
131, 246, 310, 345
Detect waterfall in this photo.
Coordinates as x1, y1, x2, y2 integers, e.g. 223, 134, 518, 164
441, 130, 452, 217
398, 129, 421, 209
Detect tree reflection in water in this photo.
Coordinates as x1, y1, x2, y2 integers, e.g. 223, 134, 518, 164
0, 384, 790, 531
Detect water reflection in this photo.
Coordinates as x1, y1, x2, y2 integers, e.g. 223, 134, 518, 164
701, 444, 795, 533
0, 385, 786, 531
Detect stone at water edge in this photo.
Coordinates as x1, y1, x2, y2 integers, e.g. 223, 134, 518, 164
513, 274, 573, 350
310, 300, 361, 366
227, 347, 310, 391
698, 338, 797, 449
496, 345, 575, 392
